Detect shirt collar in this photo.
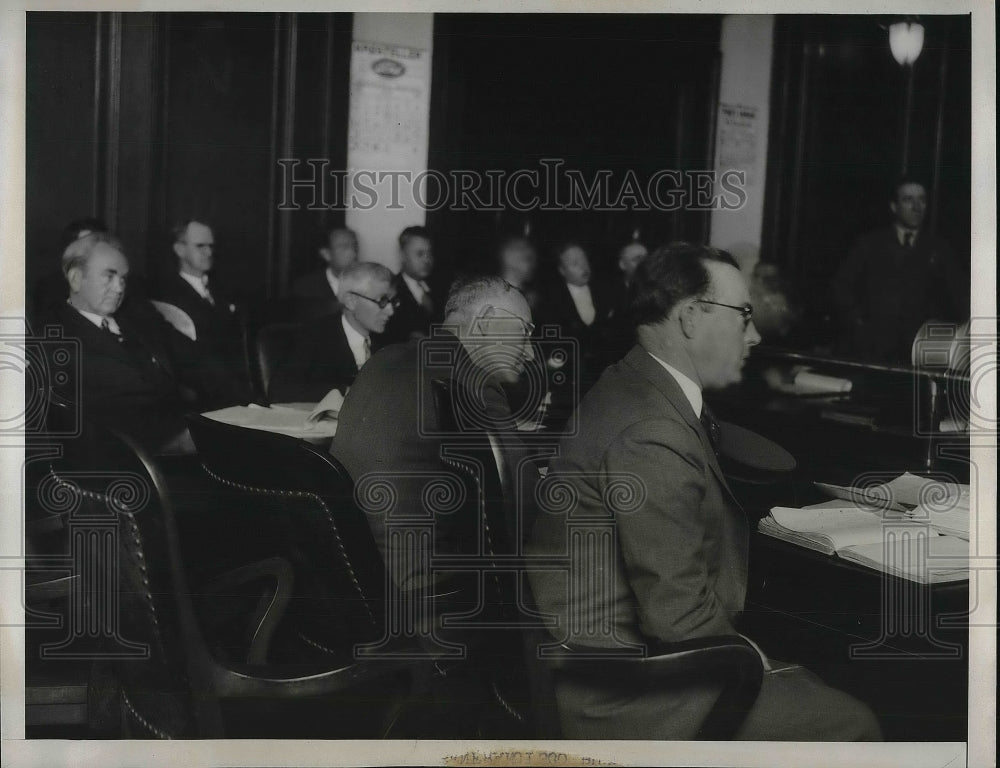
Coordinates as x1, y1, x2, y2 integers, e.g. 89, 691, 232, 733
179, 270, 209, 296
71, 303, 120, 334
646, 351, 703, 418
341, 313, 369, 366
895, 224, 919, 245
402, 272, 427, 299
566, 282, 591, 298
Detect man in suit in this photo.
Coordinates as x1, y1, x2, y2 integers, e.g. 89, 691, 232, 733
527, 243, 882, 740
268, 262, 397, 403
333, 275, 540, 591
333, 277, 543, 735
288, 226, 359, 322
30, 216, 108, 327
46, 232, 234, 453
155, 219, 252, 403
384, 225, 441, 343
607, 238, 648, 357
539, 242, 616, 421
833, 177, 968, 363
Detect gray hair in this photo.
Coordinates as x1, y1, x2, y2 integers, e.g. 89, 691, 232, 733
444, 274, 520, 323
337, 261, 394, 300
61, 232, 126, 278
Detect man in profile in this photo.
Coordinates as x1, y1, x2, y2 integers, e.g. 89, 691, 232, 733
289, 225, 359, 321
384, 225, 441, 343
155, 218, 251, 402
269, 262, 397, 403
833, 176, 968, 363
527, 243, 882, 740
47, 233, 233, 453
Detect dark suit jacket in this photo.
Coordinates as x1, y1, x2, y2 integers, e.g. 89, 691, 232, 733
45, 302, 232, 451
267, 312, 362, 403
288, 268, 341, 322
155, 271, 251, 402
526, 345, 749, 738
833, 226, 968, 363
383, 273, 442, 344
332, 332, 539, 591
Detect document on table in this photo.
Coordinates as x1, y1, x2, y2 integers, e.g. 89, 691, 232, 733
202, 402, 338, 438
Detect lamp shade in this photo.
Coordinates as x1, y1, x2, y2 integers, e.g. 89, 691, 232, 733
889, 21, 924, 66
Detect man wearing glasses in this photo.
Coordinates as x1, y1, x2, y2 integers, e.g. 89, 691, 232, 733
527, 243, 881, 741
268, 262, 397, 403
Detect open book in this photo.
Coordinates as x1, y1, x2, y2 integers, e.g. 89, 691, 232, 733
814, 472, 970, 539
759, 499, 969, 584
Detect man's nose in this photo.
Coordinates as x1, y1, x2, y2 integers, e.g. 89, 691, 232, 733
745, 321, 762, 346
383, 303, 395, 317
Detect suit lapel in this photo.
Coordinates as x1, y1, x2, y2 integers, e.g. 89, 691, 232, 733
623, 346, 741, 509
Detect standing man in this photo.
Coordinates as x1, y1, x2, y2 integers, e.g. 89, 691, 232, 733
527, 243, 881, 740
833, 177, 968, 363
384, 225, 441, 343
156, 218, 251, 402
268, 262, 397, 403
289, 225, 360, 322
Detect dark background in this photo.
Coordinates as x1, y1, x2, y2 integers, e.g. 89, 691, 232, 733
26, 12, 971, 349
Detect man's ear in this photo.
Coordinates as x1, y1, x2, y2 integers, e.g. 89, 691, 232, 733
678, 301, 699, 339
319, 247, 332, 265
172, 241, 185, 260
66, 266, 83, 293
889, 200, 899, 218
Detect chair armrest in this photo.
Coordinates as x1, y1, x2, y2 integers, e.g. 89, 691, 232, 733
205, 654, 425, 700
545, 635, 765, 739
201, 556, 294, 665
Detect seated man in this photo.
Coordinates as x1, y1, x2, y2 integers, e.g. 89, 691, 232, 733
288, 225, 359, 322
333, 275, 540, 591
268, 262, 397, 403
527, 243, 882, 741
833, 176, 968, 363
384, 225, 442, 343
154, 218, 252, 403
45, 232, 235, 453
607, 238, 649, 357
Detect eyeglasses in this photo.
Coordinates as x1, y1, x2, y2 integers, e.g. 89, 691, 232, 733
349, 291, 401, 310
479, 305, 536, 338
695, 299, 754, 329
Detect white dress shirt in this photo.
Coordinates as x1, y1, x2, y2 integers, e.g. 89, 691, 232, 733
566, 282, 596, 326
179, 271, 213, 303
342, 314, 370, 369
72, 304, 121, 335
647, 352, 703, 419
895, 225, 919, 247
402, 273, 431, 305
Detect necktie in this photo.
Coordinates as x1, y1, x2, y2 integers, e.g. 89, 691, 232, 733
903, 231, 914, 249
700, 404, 722, 456
201, 276, 215, 306
362, 337, 372, 364
418, 283, 434, 314
101, 317, 123, 342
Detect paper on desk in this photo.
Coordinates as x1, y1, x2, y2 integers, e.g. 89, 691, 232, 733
306, 388, 344, 424
815, 472, 969, 512
838, 534, 969, 584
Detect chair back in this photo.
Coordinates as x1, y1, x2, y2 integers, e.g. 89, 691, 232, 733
255, 322, 300, 400
150, 300, 197, 341
187, 414, 388, 653
41, 399, 198, 737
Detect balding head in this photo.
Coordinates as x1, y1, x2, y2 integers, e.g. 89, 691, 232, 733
444, 275, 535, 384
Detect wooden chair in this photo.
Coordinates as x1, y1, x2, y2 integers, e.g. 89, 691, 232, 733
430, 378, 766, 740
30, 401, 415, 738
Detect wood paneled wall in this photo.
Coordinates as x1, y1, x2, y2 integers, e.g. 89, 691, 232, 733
26, 11, 353, 307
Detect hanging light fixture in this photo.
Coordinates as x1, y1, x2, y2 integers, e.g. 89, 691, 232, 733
889, 19, 924, 66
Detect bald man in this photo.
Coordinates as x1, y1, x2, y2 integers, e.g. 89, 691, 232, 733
268, 262, 397, 403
